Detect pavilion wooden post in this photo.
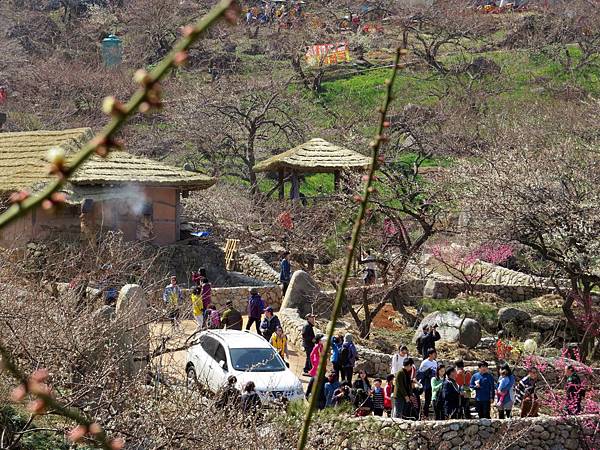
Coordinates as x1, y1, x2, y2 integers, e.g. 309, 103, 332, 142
290, 171, 300, 200
278, 168, 285, 200
334, 170, 341, 193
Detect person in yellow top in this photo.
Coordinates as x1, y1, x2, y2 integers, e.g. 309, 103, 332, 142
190, 286, 204, 328
270, 326, 289, 362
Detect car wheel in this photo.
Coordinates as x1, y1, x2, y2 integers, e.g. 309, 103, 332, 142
186, 366, 198, 392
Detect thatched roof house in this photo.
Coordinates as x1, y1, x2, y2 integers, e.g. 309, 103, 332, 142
0, 128, 216, 247
253, 138, 370, 199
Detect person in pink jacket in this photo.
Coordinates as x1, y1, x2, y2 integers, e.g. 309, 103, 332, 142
305, 335, 326, 400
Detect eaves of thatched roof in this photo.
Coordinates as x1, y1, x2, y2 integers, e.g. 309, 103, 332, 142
253, 138, 371, 173
0, 128, 216, 195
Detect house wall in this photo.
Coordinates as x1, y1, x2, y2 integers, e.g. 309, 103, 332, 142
92, 186, 179, 245
0, 186, 182, 248
0, 206, 81, 248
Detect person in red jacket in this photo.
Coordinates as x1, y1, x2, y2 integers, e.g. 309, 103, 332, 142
384, 374, 394, 416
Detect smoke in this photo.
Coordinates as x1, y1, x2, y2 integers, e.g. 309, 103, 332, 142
114, 184, 149, 216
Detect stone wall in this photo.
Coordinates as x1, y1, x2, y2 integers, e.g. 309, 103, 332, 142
279, 307, 392, 376
180, 285, 282, 318
424, 279, 557, 302
308, 415, 592, 450
237, 252, 280, 284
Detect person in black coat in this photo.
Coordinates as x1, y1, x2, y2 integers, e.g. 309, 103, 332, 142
301, 314, 316, 375
443, 366, 461, 419
416, 324, 441, 359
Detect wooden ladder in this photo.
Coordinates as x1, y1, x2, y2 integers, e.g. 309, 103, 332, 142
224, 239, 240, 271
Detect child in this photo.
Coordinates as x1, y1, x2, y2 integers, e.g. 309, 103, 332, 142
206, 305, 220, 329
384, 374, 394, 417
431, 364, 446, 420
190, 286, 203, 328
371, 378, 385, 416
353, 389, 373, 417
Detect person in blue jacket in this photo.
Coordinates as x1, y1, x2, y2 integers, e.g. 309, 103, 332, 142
330, 335, 342, 380
324, 370, 341, 407
469, 361, 495, 419
496, 363, 516, 419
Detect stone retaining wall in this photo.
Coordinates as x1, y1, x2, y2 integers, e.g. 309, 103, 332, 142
180, 285, 282, 318
424, 279, 556, 302
279, 307, 392, 376
309, 415, 592, 450
237, 252, 280, 284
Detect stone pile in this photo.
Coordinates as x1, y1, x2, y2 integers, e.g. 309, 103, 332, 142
237, 252, 280, 284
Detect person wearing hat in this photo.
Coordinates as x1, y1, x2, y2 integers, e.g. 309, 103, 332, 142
246, 287, 265, 334
221, 300, 243, 330
301, 313, 316, 376
259, 306, 281, 341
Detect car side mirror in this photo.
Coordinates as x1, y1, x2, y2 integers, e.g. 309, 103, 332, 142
219, 360, 227, 370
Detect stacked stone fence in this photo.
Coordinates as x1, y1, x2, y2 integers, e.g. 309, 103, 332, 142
237, 252, 280, 284
309, 415, 592, 450
424, 279, 557, 302
179, 285, 282, 319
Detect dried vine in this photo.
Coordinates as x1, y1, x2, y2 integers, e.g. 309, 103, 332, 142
296, 46, 406, 450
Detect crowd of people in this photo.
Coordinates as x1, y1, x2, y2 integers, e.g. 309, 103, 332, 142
162, 256, 587, 421
303, 321, 587, 421
244, 0, 303, 26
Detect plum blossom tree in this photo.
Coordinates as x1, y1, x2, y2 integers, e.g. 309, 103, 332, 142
432, 243, 513, 295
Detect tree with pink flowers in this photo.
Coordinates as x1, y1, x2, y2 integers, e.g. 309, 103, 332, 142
432, 243, 513, 295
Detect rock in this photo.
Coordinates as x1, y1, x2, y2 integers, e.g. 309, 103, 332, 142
531, 315, 562, 331
413, 311, 482, 348
478, 430, 491, 439
476, 337, 497, 349
449, 423, 461, 431
423, 279, 449, 299
565, 439, 579, 449
281, 270, 323, 318
116, 284, 149, 377
498, 307, 531, 326
444, 431, 458, 440
480, 419, 492, 427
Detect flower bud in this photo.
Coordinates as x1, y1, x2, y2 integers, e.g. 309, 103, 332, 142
47, 147, 65, 166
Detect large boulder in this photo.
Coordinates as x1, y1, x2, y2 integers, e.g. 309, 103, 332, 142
281, 270, 322, 318
531, 315, 563, 331
498, 307, 531, 326
413, 311, 482, 348
116, 284, 149, 377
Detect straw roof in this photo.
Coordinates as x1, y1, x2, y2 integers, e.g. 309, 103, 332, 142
253, 138, 371, 173
0, 128, 216, 194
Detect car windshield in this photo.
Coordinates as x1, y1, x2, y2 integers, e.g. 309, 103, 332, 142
229, 347, 285, 372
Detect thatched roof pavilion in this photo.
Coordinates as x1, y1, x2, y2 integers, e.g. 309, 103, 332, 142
253, 138, 370, 199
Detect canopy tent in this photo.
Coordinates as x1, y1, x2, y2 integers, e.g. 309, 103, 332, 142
253, 138, 370, 199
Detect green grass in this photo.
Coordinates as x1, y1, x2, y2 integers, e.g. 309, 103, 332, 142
421, 297, 499, 324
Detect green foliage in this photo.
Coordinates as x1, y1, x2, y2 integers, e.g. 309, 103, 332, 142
0, 405, 72, 450
421, 297, 498, 324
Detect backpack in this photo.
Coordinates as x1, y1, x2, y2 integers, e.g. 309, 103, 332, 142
340, 346, 349, 366
416, 336, 423, 356
417, 367, 434, 391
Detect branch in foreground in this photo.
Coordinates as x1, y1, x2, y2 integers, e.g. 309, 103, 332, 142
0, 0, 237, 231
296, 46, 406, 450
0, 342, 117, 449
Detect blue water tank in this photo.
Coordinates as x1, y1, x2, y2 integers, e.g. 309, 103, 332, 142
101, 34, 122, 67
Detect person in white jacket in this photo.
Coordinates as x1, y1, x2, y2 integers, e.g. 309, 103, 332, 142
391, 345, 409, 375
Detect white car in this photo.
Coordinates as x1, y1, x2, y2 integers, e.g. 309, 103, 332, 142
185, 330, 304, 405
